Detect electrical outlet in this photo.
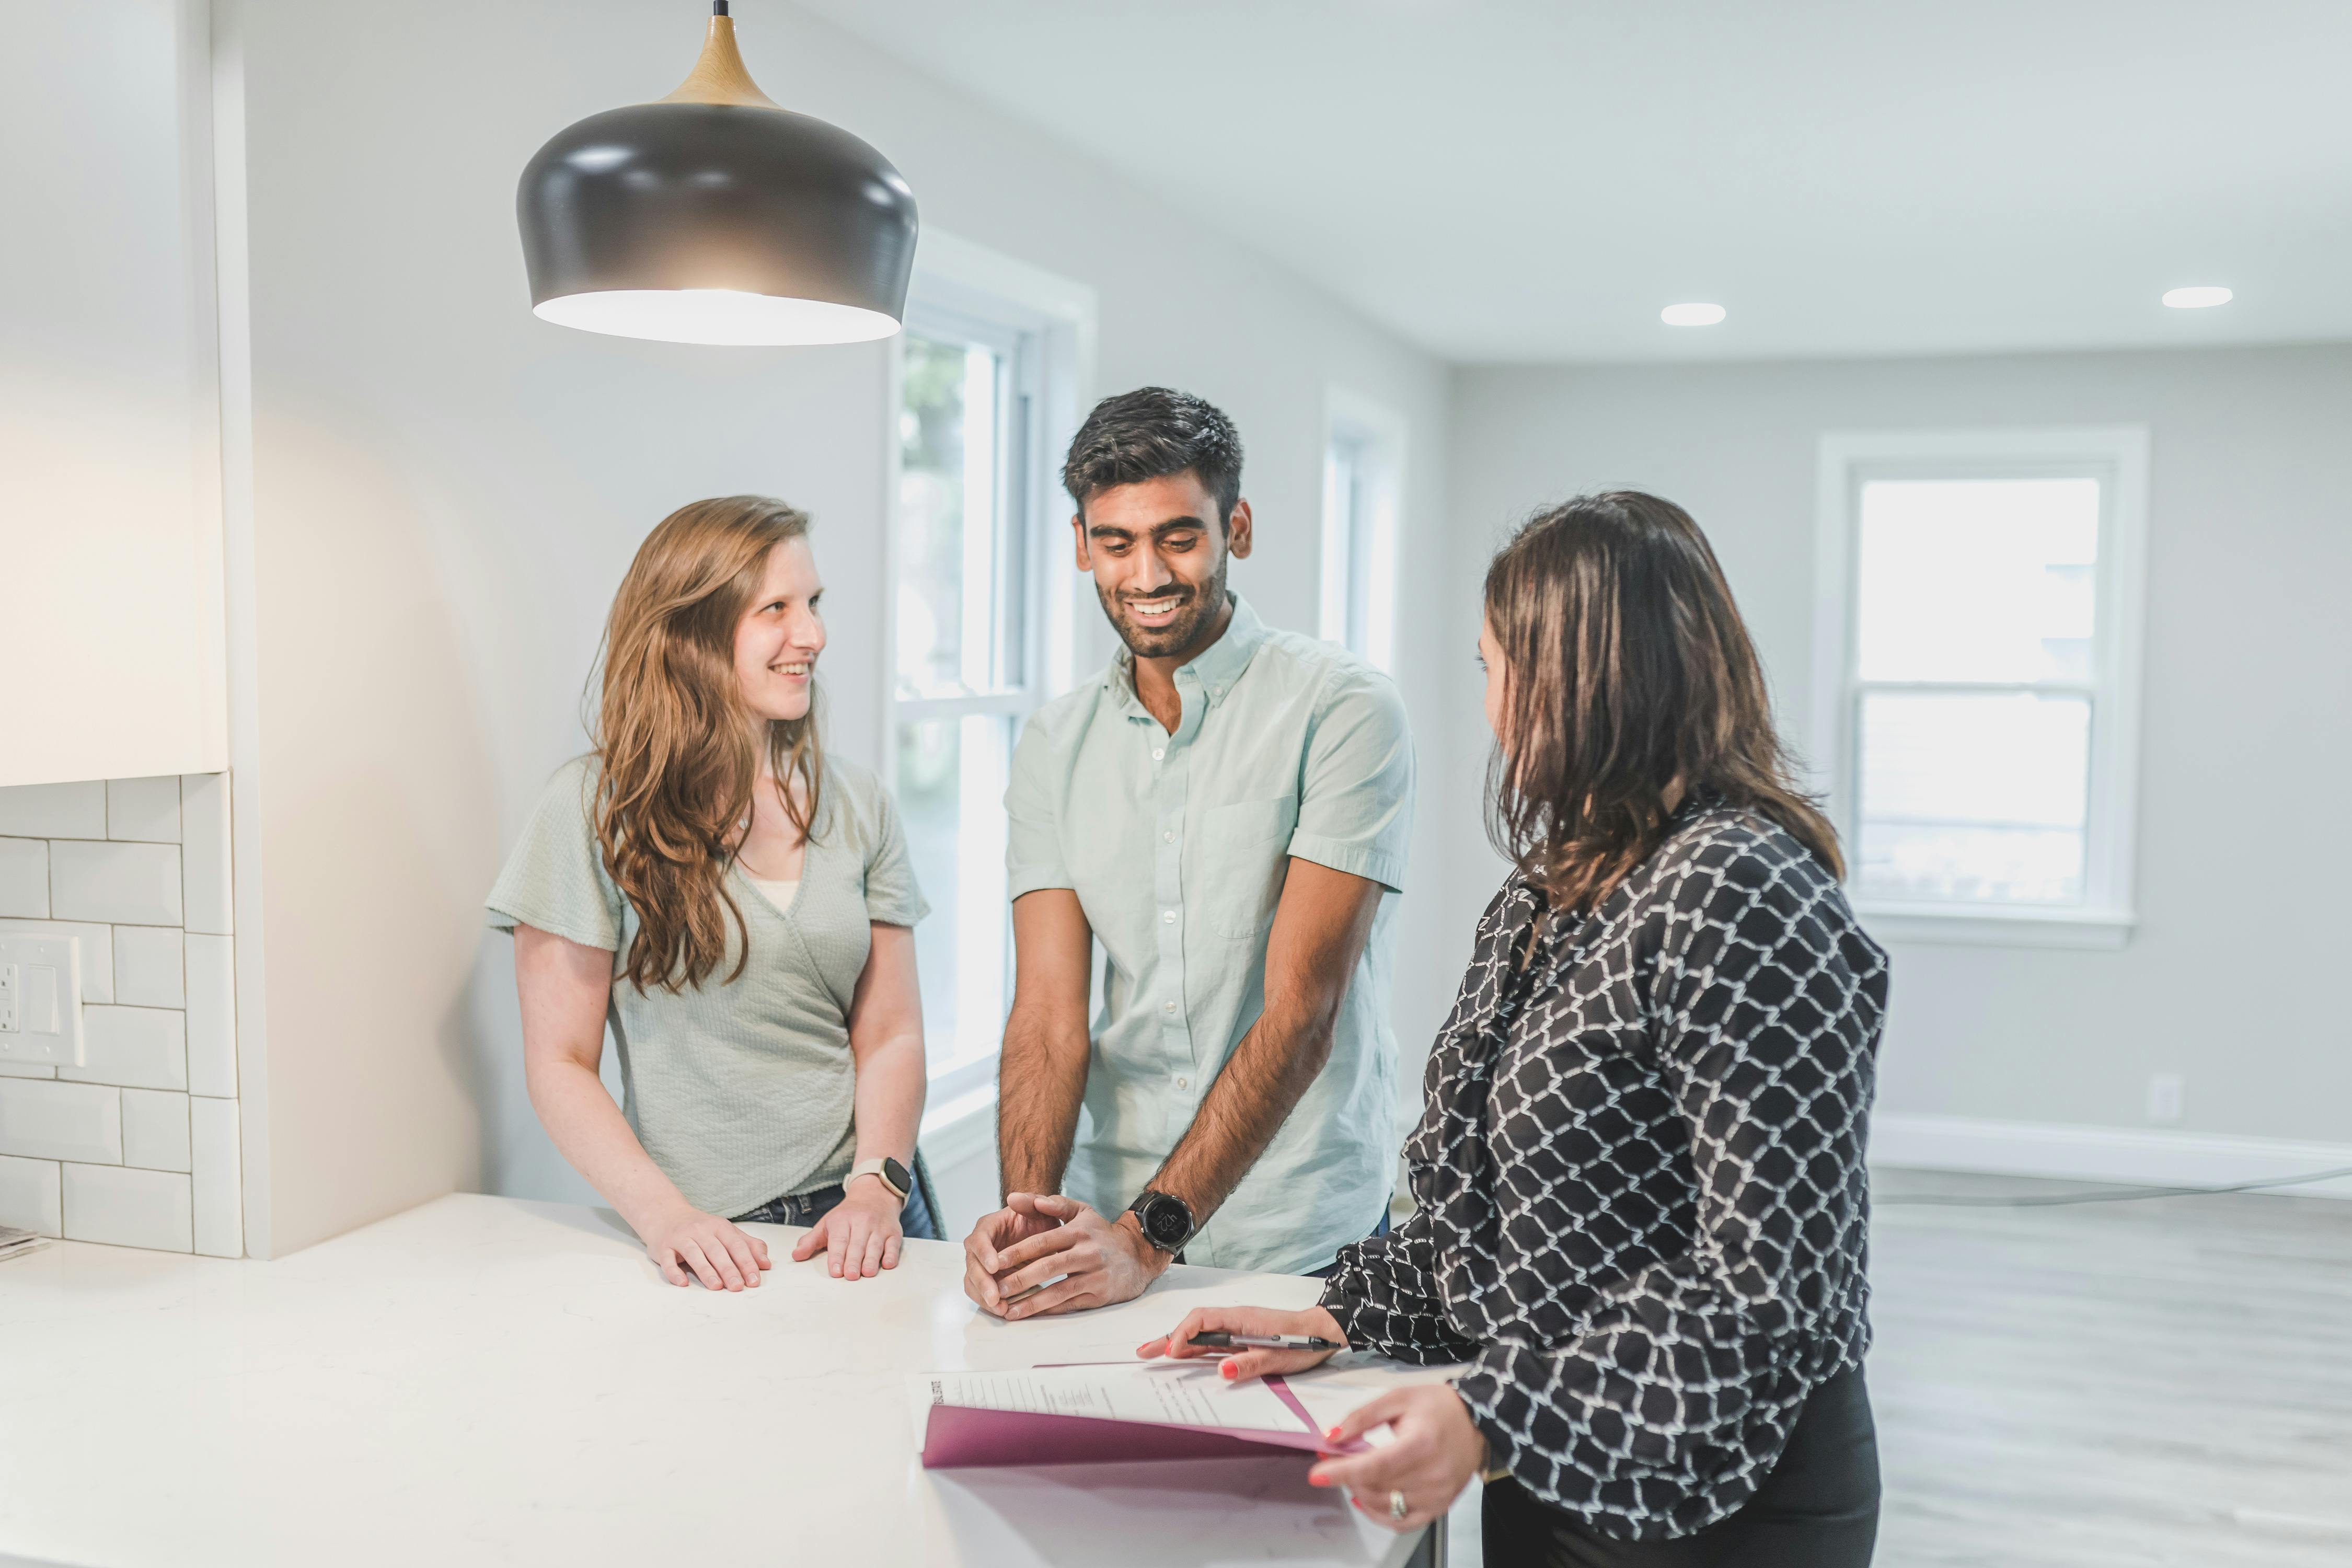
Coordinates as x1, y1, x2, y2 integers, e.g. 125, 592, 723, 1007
2146, 1073, 2186, 1125
0, 936, 85, 1068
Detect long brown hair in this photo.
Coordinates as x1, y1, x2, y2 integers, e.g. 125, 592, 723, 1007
1483, 490, 1840, 914
593, 496, 824, 993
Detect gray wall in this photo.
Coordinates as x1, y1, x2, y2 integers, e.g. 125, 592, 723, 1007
1442, 345, 2352, 1146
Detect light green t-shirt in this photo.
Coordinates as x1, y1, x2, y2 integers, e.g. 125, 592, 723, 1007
486, 753, 928, 1219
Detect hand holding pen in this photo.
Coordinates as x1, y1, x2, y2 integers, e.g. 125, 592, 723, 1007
1137, 1304, 1351, 1383
1190, 1330, 1344, 1353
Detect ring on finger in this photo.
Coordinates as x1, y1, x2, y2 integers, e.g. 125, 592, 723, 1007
1388, 1490, 1408, 1522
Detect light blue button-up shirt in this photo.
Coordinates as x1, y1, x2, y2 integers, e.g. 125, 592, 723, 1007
1004, 593, 1416, 1275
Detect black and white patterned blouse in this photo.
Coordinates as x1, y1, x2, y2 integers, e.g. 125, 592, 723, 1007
1320, 803, 1888, 1541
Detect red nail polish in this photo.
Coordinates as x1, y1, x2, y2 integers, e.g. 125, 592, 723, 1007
1326, 1426, 1343, 1438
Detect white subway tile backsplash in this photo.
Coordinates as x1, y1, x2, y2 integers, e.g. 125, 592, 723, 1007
121, 1089, 191, 1172
63, 1162, 192, 1251
190, 1096, 241, 1258
113, 925, 185, 1007
106, 777, 182, 843
50, 839, 182, 925
0, 918, 115, 1002
180, 774, 233, 935
0, 1154, 63, 1237
0, 837, 48, 918
0, 1079, 122, 1163
6, 772, 244, 1256
185, 933, 237, 1098
61, 1007, 188, 1091
0, 781, 108, 839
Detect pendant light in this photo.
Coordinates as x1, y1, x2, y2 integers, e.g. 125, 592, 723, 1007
516, 2, 918, 346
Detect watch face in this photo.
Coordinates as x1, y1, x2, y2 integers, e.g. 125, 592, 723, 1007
1142, 1193, 1192, 1248
882, 1157, 911, 1195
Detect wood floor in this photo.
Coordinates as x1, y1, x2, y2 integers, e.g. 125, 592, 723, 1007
1438, 1169, 2352, 1566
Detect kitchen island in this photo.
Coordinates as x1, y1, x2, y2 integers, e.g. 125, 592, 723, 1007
0, 1193, 1446, 1567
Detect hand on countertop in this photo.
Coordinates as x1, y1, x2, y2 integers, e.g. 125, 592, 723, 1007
638, 1203, 773, 1291
790, 1174, 904, 1279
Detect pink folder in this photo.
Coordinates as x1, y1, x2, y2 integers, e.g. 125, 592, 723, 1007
920, 1374, 1367, 1469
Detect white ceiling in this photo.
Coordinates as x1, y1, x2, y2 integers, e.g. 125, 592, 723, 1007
797, 0, 2352, 364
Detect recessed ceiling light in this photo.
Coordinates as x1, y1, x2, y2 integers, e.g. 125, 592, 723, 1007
2162, 286, 2233, 309
1661, 302, 1727, 327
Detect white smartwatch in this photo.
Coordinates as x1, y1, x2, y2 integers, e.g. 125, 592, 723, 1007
849, 1157, 911, 1201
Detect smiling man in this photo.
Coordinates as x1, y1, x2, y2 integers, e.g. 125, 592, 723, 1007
960, 387, 1416, 1317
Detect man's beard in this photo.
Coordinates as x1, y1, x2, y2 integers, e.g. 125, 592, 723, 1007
1099, 556, 1230, 661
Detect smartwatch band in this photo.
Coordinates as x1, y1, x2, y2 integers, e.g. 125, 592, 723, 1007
849, 1157, 910, 1201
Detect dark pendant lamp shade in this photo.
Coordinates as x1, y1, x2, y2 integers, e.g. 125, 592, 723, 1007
517, 3, 918, 346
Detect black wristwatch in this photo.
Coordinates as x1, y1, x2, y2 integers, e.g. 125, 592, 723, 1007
1127, 1189, 1198, 1254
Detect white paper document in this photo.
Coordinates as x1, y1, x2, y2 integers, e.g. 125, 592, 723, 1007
915, 1361, 1312, 1434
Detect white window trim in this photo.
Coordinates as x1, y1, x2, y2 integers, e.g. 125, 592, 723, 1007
881, 232, 1097, 1114
1319, 386, 1408, 671
1811, 426, 2150, 950
884, 229, 1098, 744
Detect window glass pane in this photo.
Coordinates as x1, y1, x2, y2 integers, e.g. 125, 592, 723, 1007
1324, 436, 1370, 656
1855, 689, 2090, 905
896, 335, 1005, 698
1856, 478, 2101, 683
893, 713, 1013, 1080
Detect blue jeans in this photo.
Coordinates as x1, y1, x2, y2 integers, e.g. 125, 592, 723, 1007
731, 1177, 938, 1240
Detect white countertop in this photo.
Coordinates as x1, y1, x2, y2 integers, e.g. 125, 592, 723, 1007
0, 1194, 1449, 1567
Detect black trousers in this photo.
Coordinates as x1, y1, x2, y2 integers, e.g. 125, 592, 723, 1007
1480, 1366, 1879, 1568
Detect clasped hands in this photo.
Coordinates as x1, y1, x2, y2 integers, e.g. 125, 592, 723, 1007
961, 1191, 1171, 1319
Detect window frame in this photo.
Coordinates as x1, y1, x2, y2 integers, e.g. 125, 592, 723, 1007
1811, 426, 2150, 949
1318, 387, 1408, 670
881, 233, 1095, 1120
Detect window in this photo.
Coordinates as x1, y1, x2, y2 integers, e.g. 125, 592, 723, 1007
1319, 391, 1405, 670
888, 246, 1089, 1114
1813, 429, 2148, 948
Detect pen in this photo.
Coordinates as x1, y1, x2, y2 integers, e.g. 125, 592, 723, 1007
1190, 1331, 1342, 1352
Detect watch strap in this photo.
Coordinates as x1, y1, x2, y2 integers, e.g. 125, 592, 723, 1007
849, 1157, 908, 1201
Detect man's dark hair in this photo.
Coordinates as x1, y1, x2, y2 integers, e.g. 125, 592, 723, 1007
1061, 387, 1244, 526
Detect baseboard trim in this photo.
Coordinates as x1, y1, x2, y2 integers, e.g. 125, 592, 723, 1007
1871, 1113, 2352, 1201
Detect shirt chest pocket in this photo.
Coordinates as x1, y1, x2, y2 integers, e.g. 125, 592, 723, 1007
1200, 797, 1299, 939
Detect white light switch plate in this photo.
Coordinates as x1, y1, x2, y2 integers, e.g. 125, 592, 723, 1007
0, 935, 85, 1067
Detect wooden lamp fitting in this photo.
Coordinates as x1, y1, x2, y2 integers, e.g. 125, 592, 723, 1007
660, 2, 781, 109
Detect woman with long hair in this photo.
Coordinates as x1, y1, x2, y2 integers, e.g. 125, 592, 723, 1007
1144, 492, 1888, 1565
488, 496, 933, 1292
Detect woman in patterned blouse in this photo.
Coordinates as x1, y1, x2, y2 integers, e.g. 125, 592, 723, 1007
1140, 491, 1889, 1565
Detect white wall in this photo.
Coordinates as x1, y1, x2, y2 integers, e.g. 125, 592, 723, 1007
1445, 344, 2352, 1151
220, 0, 1452, 1249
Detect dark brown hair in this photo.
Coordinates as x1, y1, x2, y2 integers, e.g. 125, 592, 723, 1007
1483, 490, 1840, 913
593, 496, 823, 993
1062, 386, 1244, 525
